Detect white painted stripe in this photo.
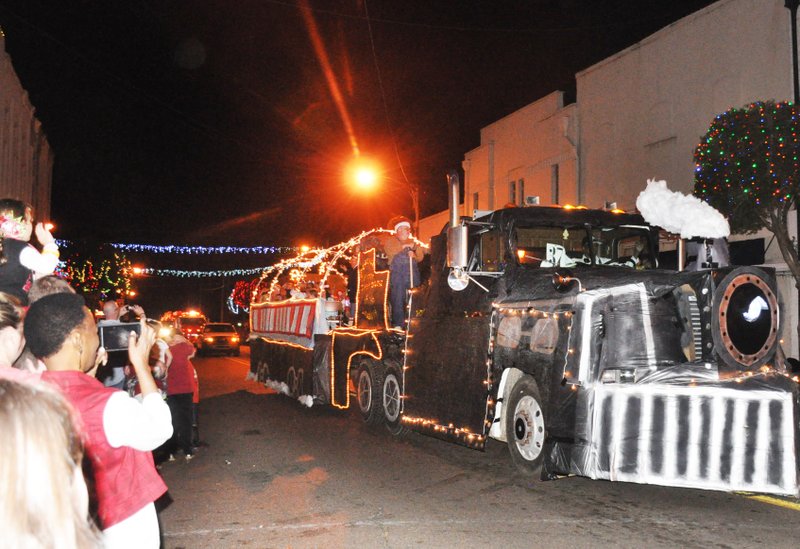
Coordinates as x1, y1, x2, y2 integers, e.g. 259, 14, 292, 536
637, 285, 656, 368
780, 397, 798, 493
589, 390, 605, 478
577, 295, 595, 384
707, 396, 726, 483
687, 395, 701, 482
663, 395, 678, 480
609, 391, 625, 479
729, 398, 747, 488
753, 399, 770, 488
639, 392, 652, 479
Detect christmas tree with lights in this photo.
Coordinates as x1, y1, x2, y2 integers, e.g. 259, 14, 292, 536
58, 245, 134, 310
694, 100, 800, 285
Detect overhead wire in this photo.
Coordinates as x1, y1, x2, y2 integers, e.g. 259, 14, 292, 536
362, 0, 412, 188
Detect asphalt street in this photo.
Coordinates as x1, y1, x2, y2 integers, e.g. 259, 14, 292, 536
156, 346, 800, 548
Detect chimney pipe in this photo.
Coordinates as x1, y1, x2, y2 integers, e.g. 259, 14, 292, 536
448, 170, 460, 228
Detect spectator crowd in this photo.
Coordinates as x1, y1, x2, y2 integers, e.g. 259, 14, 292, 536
0, 198, 201, 548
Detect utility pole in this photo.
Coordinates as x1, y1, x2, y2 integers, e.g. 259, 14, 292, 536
787, 1, 800, 103
787, 0, 800, 356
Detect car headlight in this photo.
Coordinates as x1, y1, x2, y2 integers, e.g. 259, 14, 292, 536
204, 337, 214, 343
231, 336, 239, 343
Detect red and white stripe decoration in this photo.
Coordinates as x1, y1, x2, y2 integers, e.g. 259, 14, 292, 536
251, 299, 317, 339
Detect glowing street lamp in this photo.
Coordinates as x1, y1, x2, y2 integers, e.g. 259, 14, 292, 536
354, 165, 378, 190
346, 157, 420, 234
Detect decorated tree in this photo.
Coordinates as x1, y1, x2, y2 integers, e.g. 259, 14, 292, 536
58, 244, 134, 310
694, 100, 800, 288
228, 278, 259, 314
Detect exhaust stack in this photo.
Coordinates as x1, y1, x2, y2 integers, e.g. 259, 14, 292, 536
448, 170, 460, 228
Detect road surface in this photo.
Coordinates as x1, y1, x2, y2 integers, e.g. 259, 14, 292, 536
157, 346, 800, 548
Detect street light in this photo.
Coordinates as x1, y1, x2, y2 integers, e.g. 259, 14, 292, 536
346, 157, 420, 234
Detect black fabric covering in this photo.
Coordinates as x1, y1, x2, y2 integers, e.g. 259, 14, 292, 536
404, 313, 492, 446
312, 335, 331, 404
249, 336, 314, 395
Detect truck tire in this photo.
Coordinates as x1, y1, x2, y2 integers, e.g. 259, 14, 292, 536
506, 376, 546, 477
382, 365, 408, 436
356, 359, 384, 426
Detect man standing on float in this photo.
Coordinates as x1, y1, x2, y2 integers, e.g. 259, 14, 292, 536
385, 216, 424, 329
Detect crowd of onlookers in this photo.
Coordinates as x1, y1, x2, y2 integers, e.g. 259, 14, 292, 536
0, 202, 428, 548
0, 198, 200, 549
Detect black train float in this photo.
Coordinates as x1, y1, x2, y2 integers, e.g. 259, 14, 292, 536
249, 177, 798, 496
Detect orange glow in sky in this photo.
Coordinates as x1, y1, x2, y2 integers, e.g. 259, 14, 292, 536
298, 0, 360, 157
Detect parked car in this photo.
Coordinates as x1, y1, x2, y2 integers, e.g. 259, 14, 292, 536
198, 323, 241, 356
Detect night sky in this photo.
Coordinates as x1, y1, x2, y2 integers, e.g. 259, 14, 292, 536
0, 0, 718, 314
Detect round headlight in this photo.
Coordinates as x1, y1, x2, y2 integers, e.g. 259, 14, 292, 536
712, 267, 779, 370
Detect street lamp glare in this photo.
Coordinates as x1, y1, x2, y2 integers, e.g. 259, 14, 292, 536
354, 166, 378, 190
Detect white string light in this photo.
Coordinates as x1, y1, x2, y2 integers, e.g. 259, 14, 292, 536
56, 239, 296, 255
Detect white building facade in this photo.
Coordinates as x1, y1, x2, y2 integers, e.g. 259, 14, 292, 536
577, 0, 793, 209
0, 30, 53, 219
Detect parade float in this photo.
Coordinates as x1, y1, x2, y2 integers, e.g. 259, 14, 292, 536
248, 174, 800, 497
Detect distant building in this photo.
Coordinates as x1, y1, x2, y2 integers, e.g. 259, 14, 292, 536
463, 92, 578, 215
0, 28, 53, 219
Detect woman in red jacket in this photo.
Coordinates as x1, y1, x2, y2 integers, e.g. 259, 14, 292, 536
164, 331, 196, 460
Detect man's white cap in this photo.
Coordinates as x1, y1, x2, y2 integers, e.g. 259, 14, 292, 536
394, 220, 411, 231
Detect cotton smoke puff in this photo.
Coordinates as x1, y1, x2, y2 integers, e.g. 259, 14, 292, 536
635, 179, 729, 239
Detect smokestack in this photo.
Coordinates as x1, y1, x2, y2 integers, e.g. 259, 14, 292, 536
448, 170, 460, 228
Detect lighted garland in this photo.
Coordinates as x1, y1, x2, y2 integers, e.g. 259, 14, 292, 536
138, 266, 269, 278
250, 227, 428, 304
55, 240, 296, 255
693, 100, 800, 233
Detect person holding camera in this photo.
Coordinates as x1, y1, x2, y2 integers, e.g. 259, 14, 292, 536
97, 300, 145, 389
26, 293, 172, 548
384, 216, 425, 330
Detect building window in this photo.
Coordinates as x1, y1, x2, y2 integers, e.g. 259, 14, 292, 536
518, 179, 525, 205
509, 180, 516, 205
473, 192, 479, 212
551, 164, 559, 204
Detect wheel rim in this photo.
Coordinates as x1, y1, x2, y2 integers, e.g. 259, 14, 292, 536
383, 373, 401, 422
513, 395, 545, 461
357, 369, 372, 413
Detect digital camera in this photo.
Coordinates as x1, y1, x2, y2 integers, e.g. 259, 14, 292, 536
98, 322, 141, 352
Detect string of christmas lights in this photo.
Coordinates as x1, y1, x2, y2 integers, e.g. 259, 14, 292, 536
252, 227, 428, 303
55, 239, 296, 255
138, 266, 270, 278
